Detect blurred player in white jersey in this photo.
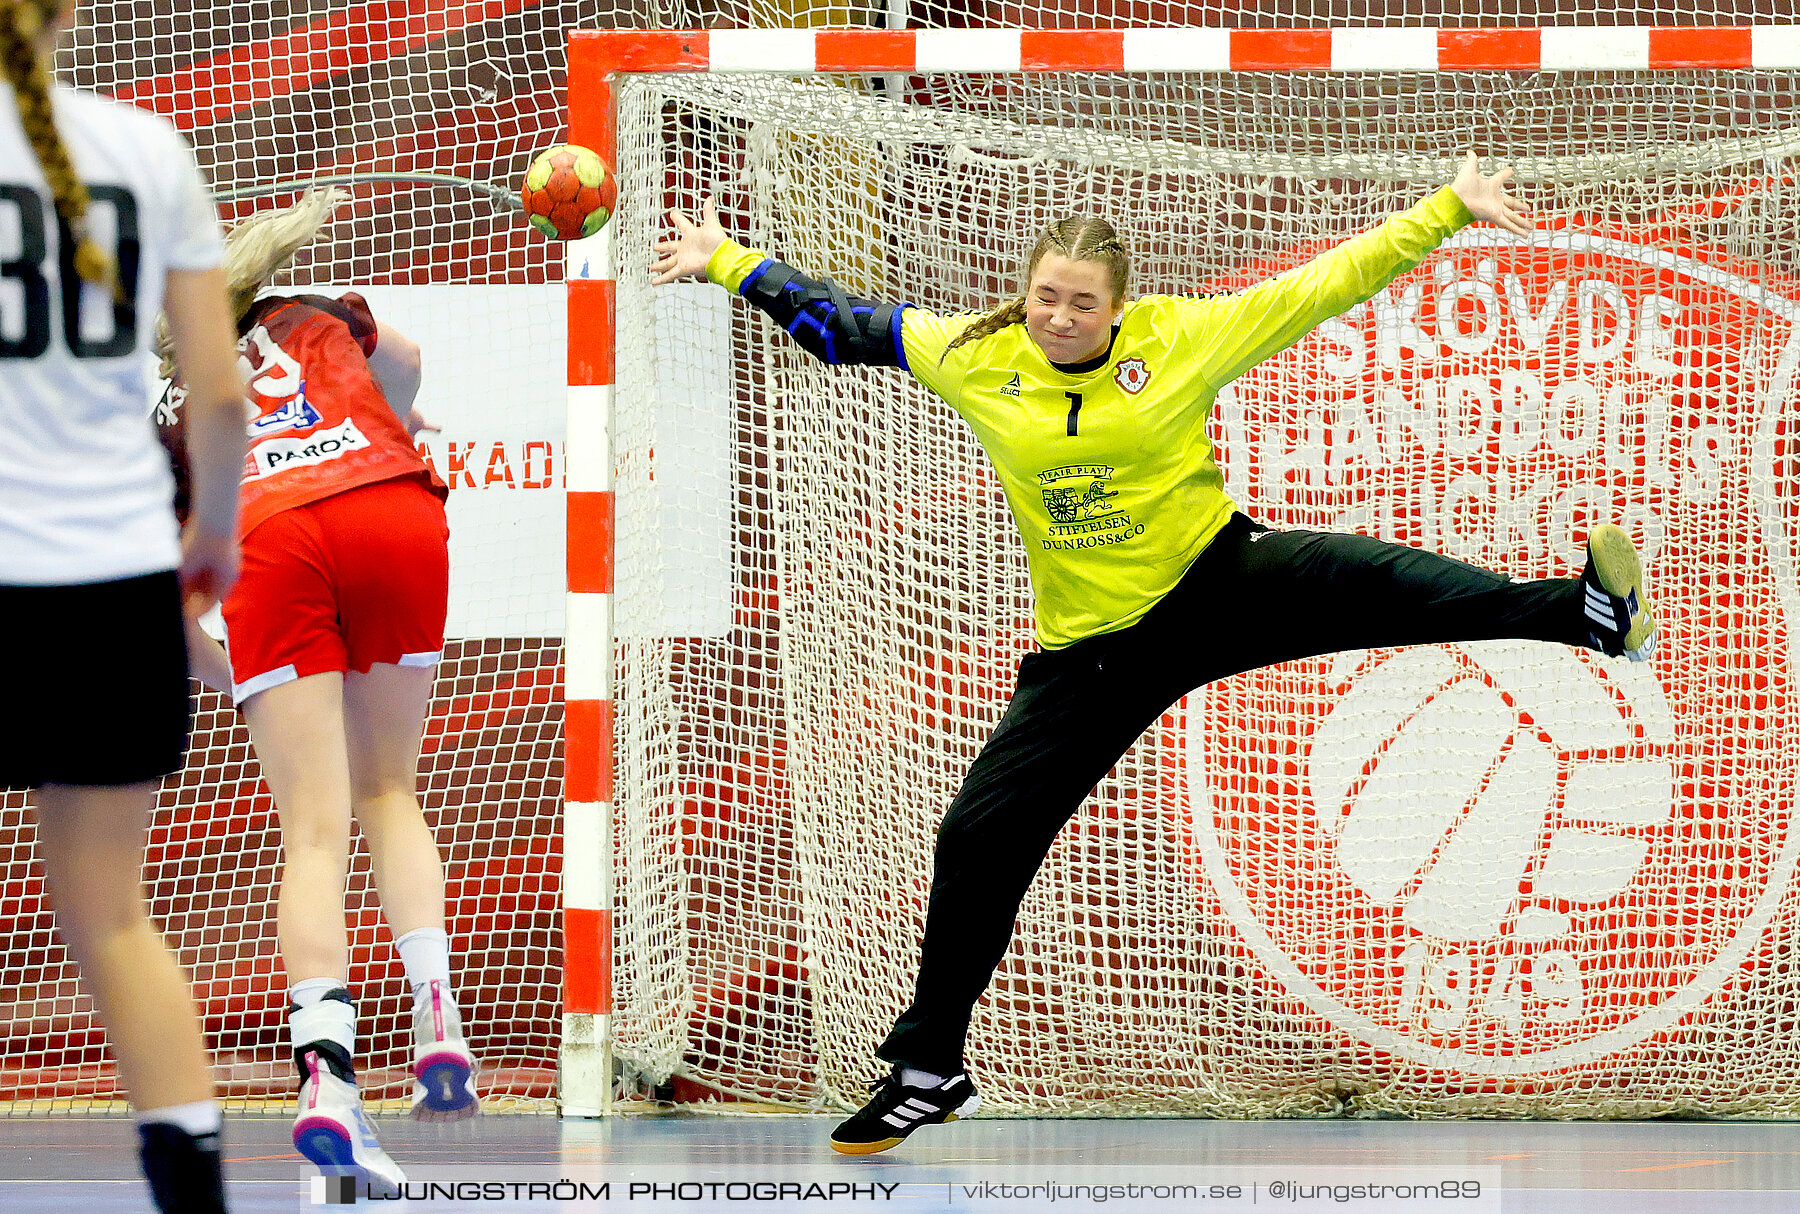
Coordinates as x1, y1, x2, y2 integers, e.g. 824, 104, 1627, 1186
0, 1, 246, 1209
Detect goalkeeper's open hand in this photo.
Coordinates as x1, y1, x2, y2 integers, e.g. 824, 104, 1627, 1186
1450, 151, 1533, 237
651, 196, 728, 284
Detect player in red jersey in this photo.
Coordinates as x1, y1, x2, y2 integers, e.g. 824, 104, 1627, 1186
158, 189, 478, 1193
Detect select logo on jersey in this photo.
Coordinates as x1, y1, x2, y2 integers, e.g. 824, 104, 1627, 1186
248, 395, 323, 437
1113, 357, 1151, 394
1036, 463, 1144, 550
1000, 372, 1021, 397
1191, 232, 1799, 1081
247, 417, 371, 479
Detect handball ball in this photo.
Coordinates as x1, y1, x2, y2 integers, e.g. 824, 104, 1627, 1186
520, 144, 616, 240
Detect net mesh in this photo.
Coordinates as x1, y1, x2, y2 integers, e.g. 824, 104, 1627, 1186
2, 0, 1794, 1121
611, 65, 1800, 1116
0, 3, 601, 1111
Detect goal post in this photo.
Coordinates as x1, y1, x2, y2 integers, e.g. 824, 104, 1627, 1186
571, 23, 1800, 1120
558, 83, 620, 1118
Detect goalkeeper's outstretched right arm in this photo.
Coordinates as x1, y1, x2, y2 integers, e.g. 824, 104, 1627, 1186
650, 197, 905, 368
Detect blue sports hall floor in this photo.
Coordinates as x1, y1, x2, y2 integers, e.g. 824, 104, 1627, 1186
0, 1110, 1797, 1212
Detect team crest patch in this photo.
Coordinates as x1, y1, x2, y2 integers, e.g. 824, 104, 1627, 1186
1114, 358, 1151, 394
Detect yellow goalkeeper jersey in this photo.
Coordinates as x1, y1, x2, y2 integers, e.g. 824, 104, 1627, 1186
707, 186, 1472, 649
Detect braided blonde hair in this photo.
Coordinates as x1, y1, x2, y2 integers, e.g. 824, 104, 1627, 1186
0, 0, 111, 290
943, 215, 1130, 359
155, 186, 347, 379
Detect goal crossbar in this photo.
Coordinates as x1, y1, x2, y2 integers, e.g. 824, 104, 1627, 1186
573, 26, 1800, 76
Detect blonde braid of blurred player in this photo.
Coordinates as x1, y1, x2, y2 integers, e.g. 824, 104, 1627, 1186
0, 0, 113, 292
155, 186, 348, 379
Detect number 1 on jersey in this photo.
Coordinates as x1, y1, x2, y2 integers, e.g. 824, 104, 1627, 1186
1065, 391, 1083, 437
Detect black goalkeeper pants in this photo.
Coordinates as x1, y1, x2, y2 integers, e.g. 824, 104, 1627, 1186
875, 514, 1593, 1076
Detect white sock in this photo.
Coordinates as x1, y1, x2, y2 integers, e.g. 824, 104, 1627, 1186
289, 977, 345, 1008
288, 980, 355, 1056
395, 927, 452, 1007
136, 1099, 221, 1137
899, 1066, 948, 1088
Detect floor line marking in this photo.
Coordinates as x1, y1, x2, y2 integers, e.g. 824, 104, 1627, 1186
226, 1153, 305, 1162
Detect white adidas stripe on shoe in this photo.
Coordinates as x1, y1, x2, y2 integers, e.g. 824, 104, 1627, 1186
879, 1096, 949, 1130
831, 1069, 981, 1155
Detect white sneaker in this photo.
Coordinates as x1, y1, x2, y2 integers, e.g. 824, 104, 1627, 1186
293, 1049, 406, 1196
411, 980, 480, 1122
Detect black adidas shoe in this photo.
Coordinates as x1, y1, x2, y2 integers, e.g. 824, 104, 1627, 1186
829, 1068, 980, 1155
138, 1122, 228, 1214
1581, 524, 1657, 661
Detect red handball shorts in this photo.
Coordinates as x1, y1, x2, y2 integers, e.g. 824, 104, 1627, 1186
222, 474, 450, 704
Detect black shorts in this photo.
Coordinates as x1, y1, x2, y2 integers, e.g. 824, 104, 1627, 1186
0, 570, 191, 788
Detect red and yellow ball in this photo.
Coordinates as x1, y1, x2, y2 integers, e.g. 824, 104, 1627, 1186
520, 144, 616, 240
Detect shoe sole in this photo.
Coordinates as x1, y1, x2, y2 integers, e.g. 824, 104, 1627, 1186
1588, 524, 1657, 661
295, 1116, 406, 1194
294, 1118, 356, 1171
413, 1054, 480, 1120
828, 1093, 980, 1155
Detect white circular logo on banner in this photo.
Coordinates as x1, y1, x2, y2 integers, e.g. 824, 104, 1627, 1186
1190, 233, 1800, 1074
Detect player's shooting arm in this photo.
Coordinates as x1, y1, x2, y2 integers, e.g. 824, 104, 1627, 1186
368, 322, 423, 418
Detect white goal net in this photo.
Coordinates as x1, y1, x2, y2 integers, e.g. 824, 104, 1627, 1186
0, 2, 589, 1113
4, 0, 1796, 1125
608, 55, 1800, 1117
